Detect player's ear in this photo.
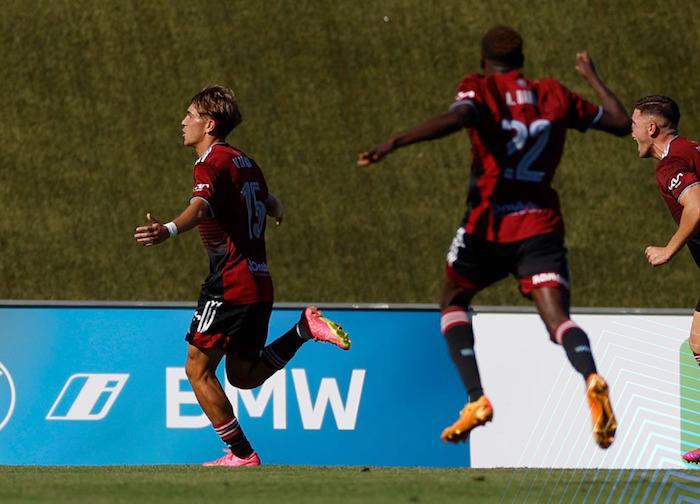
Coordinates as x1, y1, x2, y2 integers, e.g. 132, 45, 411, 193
204, 118, 217, 136
649, 121, 659, 138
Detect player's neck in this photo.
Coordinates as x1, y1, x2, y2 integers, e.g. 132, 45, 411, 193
195, 136, 224, 157
652, 132, 679, 161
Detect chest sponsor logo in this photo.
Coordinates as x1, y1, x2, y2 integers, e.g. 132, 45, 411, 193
0, 362, 16, 432
46, 374, 129, 421
248, 259, 270, 274
668, 173, 684, 191
193, 183, 210, 193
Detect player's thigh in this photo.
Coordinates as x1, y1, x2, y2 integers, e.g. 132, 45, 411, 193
443, 227, 508, 308
185, 343, 225, 382
225, 302, 273, 381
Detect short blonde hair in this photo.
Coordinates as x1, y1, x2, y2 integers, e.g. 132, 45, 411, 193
190, 85, 243, 139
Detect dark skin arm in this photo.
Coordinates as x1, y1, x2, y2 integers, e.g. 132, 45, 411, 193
357, 105, 478, 166
574, 52, 630, 136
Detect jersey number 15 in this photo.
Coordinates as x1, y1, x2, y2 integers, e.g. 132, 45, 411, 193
241, 181, 266, 239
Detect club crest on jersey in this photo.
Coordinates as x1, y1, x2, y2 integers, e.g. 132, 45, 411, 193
668, 173, 684, 191
193, 183, 210, 193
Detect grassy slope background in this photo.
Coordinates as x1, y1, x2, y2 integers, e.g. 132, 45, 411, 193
0, 0, 698, 306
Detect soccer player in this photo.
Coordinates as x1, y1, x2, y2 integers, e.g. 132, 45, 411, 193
134, 85, 350, 467
358, 26, 630, 448
631, 95, 700, 464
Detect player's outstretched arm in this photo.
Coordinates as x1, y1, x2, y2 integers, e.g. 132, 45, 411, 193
645, 185, 700, 266
134, 198, 210, 247
575, 51, 631, 136
265, 193, 284, 226
357, 106, 476, 166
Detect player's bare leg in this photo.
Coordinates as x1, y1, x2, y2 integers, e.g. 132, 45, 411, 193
682, 311, 700, 463
185, 344, 260, 466
439, 276, 493, 443
532, 287, 616, 449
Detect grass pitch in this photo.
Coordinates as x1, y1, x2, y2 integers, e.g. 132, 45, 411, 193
1, 466, 698, 503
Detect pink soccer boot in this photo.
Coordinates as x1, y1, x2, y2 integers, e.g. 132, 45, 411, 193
299, 306, 351, 350
203, 450, 261, 467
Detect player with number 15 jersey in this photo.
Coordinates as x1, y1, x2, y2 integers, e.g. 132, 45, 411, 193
358, 26, 630, 451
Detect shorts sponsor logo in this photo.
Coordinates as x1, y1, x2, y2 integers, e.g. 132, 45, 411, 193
668, 173, 684, 191
46, 374, 129, 421
0, 362, 16, 432
532, 272, 569, 289
193, 183, 210, 193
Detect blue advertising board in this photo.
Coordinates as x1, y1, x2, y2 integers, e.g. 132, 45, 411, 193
0, 305, 469, 467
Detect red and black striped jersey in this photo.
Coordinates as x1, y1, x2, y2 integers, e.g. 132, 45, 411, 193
451, 70, 602, 242
191, 142, 274, 304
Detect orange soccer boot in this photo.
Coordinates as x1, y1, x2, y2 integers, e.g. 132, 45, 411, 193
586, 373, 617, 449
441, 395, 493, 443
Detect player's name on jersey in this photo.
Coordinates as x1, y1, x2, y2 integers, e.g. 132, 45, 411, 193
506, 90, 535, 106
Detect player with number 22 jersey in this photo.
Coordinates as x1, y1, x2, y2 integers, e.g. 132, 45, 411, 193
358, 26, 631, 452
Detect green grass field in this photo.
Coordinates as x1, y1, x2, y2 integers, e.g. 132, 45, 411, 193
1, 0, 699, 306
1, 466, 698, 503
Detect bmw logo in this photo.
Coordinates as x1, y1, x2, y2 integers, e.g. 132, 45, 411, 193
0, 362, 16, 432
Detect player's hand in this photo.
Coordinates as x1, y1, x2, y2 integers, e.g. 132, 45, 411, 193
644, 245, 673, 267
357, 140, 395, 166
134, 212, 170, 247
575, 51, 598, 82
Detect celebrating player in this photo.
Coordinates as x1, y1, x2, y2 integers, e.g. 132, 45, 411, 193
631, 95, 700, 464
358, 26, 630, 448
135, 85, 350, 467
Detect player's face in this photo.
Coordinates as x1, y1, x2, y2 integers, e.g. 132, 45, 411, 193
181, 104, 208, 147
631, 109, 653, 158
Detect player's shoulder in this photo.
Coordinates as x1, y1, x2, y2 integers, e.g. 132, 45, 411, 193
533, 77, 570, 95
671, 136, 700, 158
456, 72, 485, 91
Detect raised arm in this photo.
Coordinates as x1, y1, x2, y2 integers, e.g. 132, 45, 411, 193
134, 197, 210, 247
357, 105, 477, 166
575, 52, 631, 137
645, 184, 700, 266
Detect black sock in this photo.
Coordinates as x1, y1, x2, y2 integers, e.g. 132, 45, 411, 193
561, 327, 597, 379
261, 325, 305, 370
442, 308, 483, 402
215, 417, 253, 458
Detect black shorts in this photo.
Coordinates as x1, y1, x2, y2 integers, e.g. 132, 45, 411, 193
445, 229, 570, 297
185, 295, 272, 355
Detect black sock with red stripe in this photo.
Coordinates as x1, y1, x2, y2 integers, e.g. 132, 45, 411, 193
214, 416, 253, 458
261, 326, 306, 370
441, 307, 483, 402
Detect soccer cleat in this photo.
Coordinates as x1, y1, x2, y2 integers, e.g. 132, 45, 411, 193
202, 450, 261, 467
682, 447, 700, 464
440, 395, 493, 443
299, 306, 351, 350
586, 374, 616, 449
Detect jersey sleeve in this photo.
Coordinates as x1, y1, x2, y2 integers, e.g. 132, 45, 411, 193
449, 74, 482, 122
658, 157, 700, 202
192, 162, 220, 214
560, 84, 603, 132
